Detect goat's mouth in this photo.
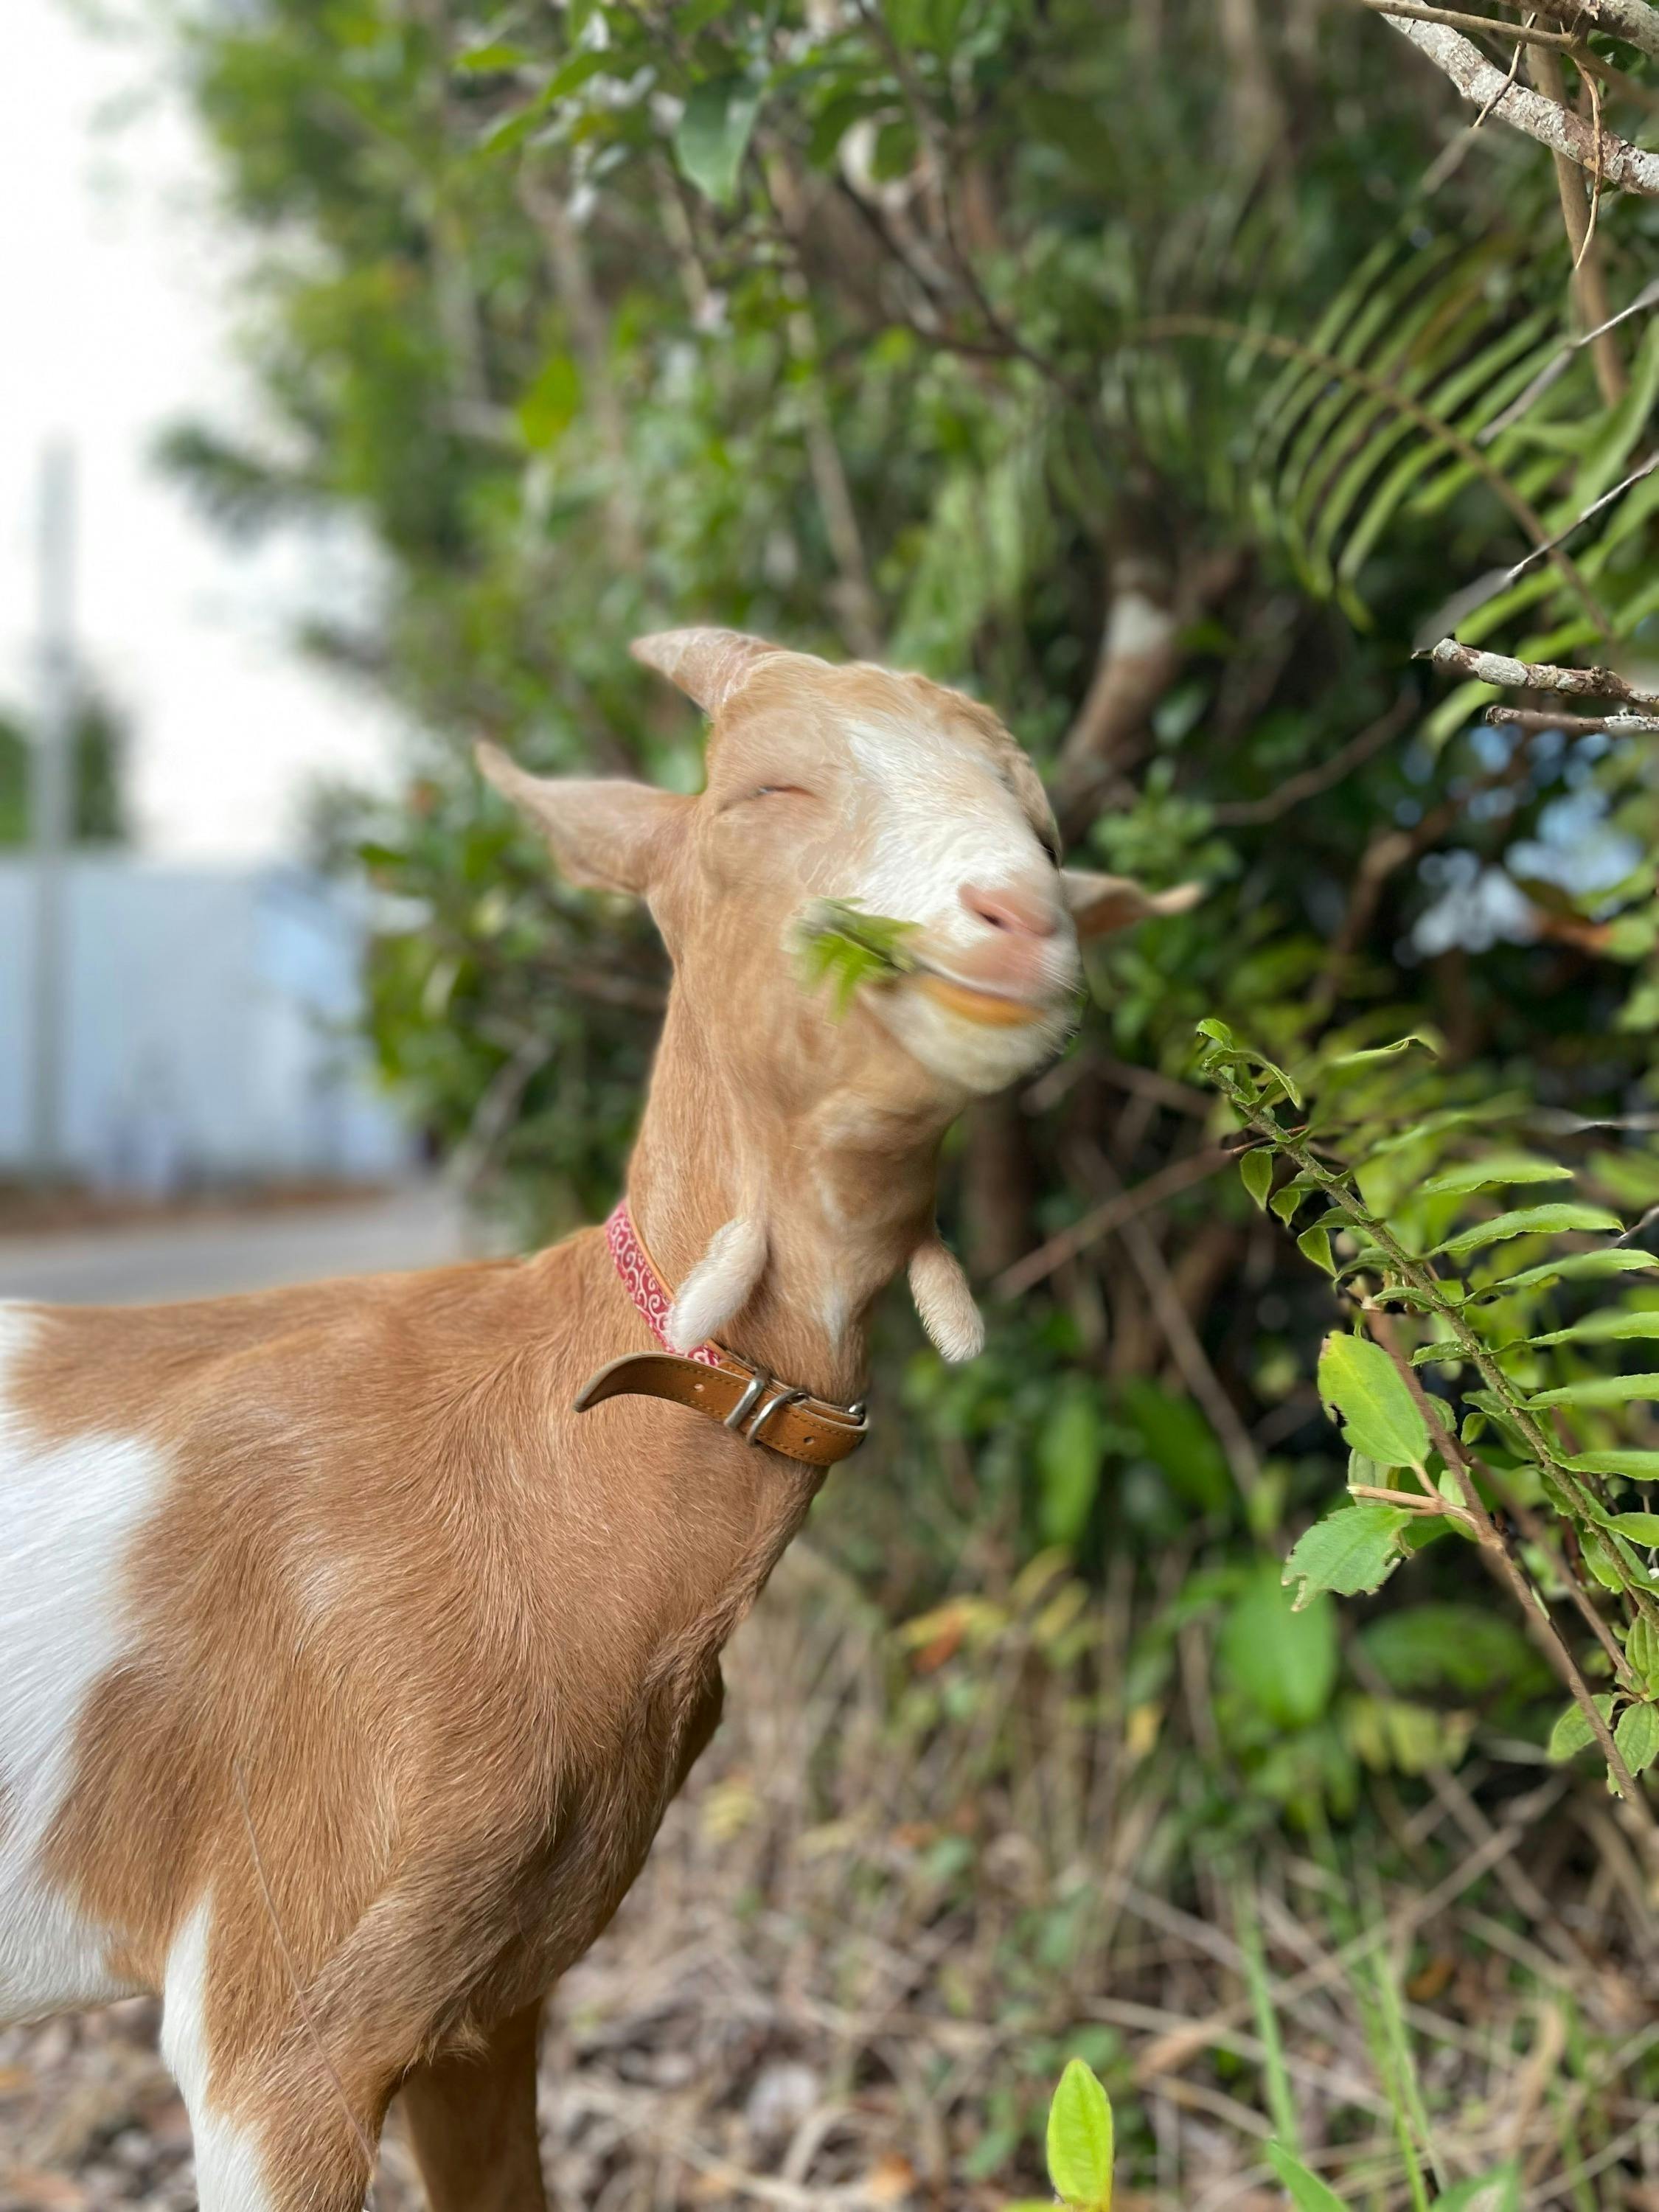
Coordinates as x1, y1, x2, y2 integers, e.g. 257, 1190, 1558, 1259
911, 962, 1077, 1030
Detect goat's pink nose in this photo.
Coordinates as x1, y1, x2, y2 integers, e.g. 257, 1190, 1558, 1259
960, 881, 1059, 939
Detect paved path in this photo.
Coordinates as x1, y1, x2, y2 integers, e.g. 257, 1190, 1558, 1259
0, 1184, 474, 1306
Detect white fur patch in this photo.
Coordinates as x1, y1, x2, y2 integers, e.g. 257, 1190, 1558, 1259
846, 717, 1052, 952
908, 1237, 985, 1364
666, 1216, 768, 1353
0, 1304, 164, 2024
841, 716, 1077, 1093
162, 1893, 279, 2211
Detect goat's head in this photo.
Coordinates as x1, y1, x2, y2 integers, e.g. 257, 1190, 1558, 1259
479, 628, 1192, 1113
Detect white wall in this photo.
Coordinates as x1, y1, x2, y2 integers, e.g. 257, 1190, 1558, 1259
0, 858, 415, 1186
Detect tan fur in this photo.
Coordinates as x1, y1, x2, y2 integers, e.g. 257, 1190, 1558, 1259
2, 632, 1181, 2208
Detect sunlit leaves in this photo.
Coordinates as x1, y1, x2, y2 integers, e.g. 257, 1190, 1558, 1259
1045, 2058, 1115, 2210
1430, 1203, 1623, 1260
1419, 1155, 1571, 1197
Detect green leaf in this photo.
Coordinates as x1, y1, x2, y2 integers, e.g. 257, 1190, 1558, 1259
1037, 1385, 1107, 1550
455, 40, 531, 71
1435, 2168, 1520, 2212
1615, 1700, 1659, 1775
1046, 2058, 1114, 2208
1470, 1249, 1659, 1300
1264, 2140, 1349, 2212
1579, 1527, 1627, 1591
673, 74, 764, 206
1317, 1333, 1430, 1470
1548, 1692, 1615, 1762
1419, 1156, 1571, 1197
1318, 1032, 1437, 1076
1628, 1614, 1659, 1694
1271, 1179, 1311, 1225
1219, 1563, 1339, 1729
1298, 1225, 1335, 1275
1119, 1379, 1231, 1513
1530, 1308, 1659, 1346
1240, 1147, 1274, 1211
1602, 1511, 1659, 1543
1283, 1503, 1410, 1606
796, 900, 919, 1015
517, 352, 582, 450
1431, 1203, 1622, 1259
1526, 1371, 1659, 1409
1360, 1604, 1543, 1695
1561, 1450, 1659, 1479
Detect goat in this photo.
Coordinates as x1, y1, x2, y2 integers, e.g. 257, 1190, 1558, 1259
0, 629, 1191, 2210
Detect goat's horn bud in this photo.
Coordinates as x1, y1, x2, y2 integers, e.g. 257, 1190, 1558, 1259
630, 628, 779, 717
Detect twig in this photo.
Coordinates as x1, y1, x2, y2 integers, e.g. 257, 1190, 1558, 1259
1378, 14, 1659, 192
1487, 703, 1659, 731
1503, 451, 1658, 582
1357, 0, 1578, 46
1532, 0, 1659, 61
1420, 635, 1659, 706
1483, 275, 1659, 439
992, 1147, 1230, 1298
1363, 1310, 1655, 1821
1214, 692, 1416, 824
1087, 1149, 1264, 1500
1528, 44, 1628, 399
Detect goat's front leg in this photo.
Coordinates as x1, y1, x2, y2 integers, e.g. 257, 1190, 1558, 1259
399, 2003, 549, 2212
160, 1893, 394, 2212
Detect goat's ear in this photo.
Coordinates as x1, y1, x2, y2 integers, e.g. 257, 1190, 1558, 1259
630, 627, 779, 717
1062, 870, 1203, 940
476, 742, 686, 896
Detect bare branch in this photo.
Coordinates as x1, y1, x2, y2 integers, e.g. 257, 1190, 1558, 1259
1420, 636, 1659, 707
1488, 703, 1659, 731
1534, 0, 1659, 63
992, 1147, 1230, 1299
1379, 14, 1659, 192
1529, 44, 1628, 401
1214, 691, 1416, 824
1483, 275, 1659, 439
1356, 0, 1577, 46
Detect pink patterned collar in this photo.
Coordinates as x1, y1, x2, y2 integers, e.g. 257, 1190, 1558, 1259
605, 1200, 723, 1368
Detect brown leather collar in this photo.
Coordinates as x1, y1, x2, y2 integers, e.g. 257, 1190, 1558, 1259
574, 1203, 869, 1468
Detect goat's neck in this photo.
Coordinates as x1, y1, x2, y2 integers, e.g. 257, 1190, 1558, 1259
625, 994, 948, 1404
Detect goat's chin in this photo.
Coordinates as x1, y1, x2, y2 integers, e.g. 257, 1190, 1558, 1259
870, 984, 1071, 1096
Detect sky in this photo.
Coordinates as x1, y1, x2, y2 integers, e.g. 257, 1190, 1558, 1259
0, 1, 403, 860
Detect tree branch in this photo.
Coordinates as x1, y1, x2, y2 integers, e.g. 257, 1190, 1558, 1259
1420, 636, 1659, 706
1534, 0, 1659, 63
1529, 44, 1630, 403
993, 1147, 1231, 1299
1380, 13, 1659, 192
1356, 0, 1578, 49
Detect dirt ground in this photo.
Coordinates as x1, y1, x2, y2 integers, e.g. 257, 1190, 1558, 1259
3, 1549, 1652, 2211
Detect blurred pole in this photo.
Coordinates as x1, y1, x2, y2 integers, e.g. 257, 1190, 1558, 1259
29, 442, 77, 1178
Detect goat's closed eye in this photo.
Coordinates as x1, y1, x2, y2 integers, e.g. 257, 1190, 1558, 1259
750, 783, 811, 800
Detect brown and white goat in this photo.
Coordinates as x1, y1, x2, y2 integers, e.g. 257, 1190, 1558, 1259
0, 630, 1189, 2210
